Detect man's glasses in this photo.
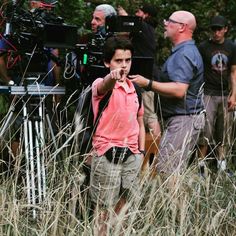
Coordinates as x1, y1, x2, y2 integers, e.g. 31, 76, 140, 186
164, 18, 186, 25
211, 26, 224, 32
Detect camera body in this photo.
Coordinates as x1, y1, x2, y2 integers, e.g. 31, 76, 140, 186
6, 7, 77, 51
1, 2, 77, 78
83, 15, 142, 66
75, 15, 142, 86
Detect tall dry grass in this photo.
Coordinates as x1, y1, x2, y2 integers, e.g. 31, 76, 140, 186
0, 91, 236, 235
1, 132, 236, 236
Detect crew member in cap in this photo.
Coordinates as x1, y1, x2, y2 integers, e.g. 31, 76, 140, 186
197, 15, 236, 177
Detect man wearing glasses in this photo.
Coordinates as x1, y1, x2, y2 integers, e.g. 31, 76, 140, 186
197, 15, 236, 176
130, 10, 205, 180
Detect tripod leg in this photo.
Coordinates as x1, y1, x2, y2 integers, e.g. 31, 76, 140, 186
23, 105, 31, 204
28, 116, 37, 218
35, 120, 43, 204
23, 104, 36, 218
0, 106, 15, 139
0, 95, 21, 140
37, 99, 47, 200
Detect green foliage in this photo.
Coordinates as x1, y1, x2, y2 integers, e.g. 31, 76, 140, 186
56, 0, 92, 28
55, 0, 236, 64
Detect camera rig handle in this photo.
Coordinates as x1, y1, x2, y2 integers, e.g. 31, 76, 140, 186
0, 85, 65, 95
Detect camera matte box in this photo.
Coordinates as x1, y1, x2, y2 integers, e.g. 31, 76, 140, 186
42, 23, 77, 49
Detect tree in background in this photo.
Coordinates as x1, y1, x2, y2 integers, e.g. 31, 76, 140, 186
55, 0, 236, 64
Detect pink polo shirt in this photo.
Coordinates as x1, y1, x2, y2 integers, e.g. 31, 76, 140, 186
92, 78, 144, 156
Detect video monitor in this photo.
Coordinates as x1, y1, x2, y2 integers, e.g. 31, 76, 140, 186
42, 23, 78, 49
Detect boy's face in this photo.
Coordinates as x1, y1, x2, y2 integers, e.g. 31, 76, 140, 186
105, 49, 132, 77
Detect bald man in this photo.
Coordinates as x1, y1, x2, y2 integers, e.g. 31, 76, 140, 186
130, 10, 205, 176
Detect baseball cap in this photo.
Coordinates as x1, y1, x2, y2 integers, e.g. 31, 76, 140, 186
210, 15, 227, 27
140, 4, 157, 17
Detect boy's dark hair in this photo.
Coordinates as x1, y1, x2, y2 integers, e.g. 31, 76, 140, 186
103, 36, 134, 63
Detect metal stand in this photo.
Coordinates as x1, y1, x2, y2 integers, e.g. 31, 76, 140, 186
0, 83, 65, 218
23, 95, 46, 218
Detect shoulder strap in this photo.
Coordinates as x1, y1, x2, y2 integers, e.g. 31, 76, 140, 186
76, 86, 112, 154
132, 82, 142, 110
93, 90, 112, 131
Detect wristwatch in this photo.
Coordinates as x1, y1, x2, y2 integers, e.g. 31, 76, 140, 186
145, 80, 153, 91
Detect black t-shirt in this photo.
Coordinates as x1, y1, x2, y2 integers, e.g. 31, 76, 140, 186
198, 39, 236, 96
130, 20, 159, 79
130, 20, 157, 58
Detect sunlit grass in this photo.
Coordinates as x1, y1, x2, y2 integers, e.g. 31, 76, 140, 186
1, 135, 236, 235
0, 93, 236, 235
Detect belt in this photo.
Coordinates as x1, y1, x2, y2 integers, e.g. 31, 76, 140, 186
104, 147, 133, 164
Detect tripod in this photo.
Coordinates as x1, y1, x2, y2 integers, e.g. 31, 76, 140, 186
0, 82, 65, 218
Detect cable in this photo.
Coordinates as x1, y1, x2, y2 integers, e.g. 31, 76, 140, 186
63, 52, 76, 80
0, 33, 21, 69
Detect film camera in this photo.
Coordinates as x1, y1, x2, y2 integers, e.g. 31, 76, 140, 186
1, 0, 77, 77
75, 15, 154, 86
3, 0, 77, 49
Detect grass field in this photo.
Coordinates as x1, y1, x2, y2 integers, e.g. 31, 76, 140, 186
0, 96, 236, 235
1, 140, 236, 235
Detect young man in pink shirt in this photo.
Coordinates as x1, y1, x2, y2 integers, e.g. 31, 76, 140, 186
90, 36, 145, 235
